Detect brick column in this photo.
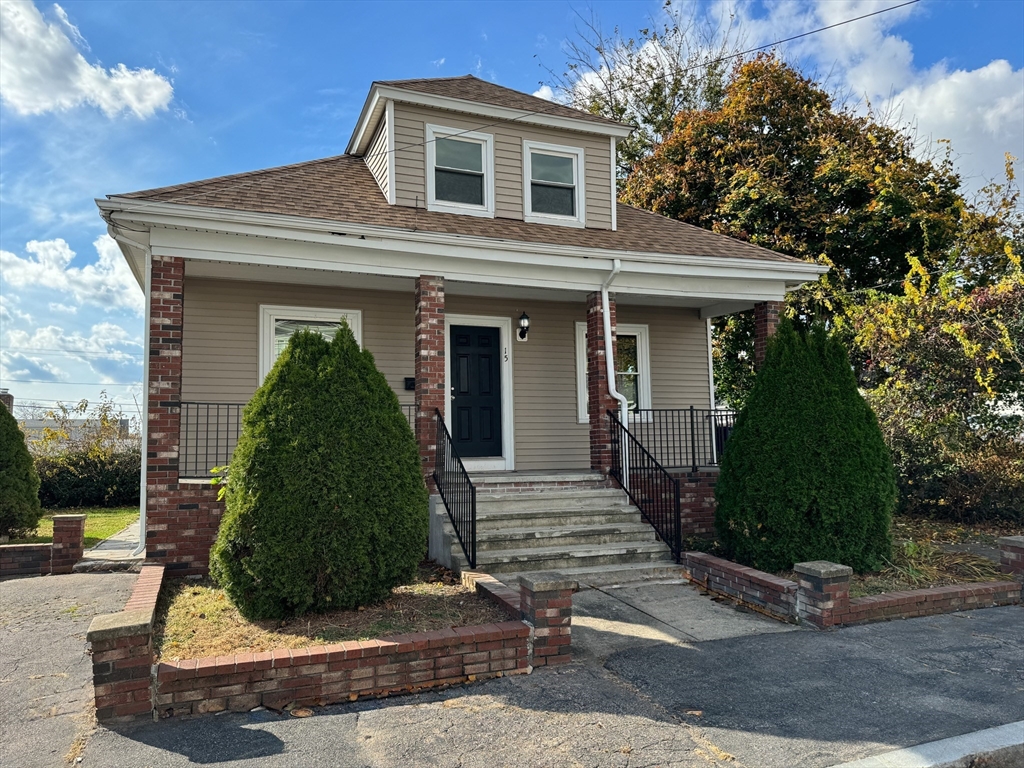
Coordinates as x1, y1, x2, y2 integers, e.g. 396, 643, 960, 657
999, 536, 1024, 580
51, 514, 86, 574
795, 561, 852, 628
586, 291, 617, 474
753, 300, 783, 370
415, 276, 446, 487
520, 573, 577, 667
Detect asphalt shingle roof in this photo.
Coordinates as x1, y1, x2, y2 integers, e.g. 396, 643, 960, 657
113, 154, 801, 264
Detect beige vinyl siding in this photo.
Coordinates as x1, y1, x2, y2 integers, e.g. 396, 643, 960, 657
364, 111, 390, 200
181, 278, 414, 405
180, 277, 711, 471
618, 306, 712, 410
392, 102, 614, 230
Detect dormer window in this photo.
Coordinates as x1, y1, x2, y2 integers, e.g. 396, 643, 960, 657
425, 124, 495, 218
524, 140, 585, 227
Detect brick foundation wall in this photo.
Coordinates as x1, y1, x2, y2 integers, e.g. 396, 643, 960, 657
146, 483, 223, 577
0, 544, 52, 579
0, 514, 87, 580
683, 552, 797, 621
586, 291, 617, 474
671, 470, 718, 538
89, 565, 578, 722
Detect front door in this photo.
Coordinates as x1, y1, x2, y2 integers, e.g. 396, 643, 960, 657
451, 325, 502, 458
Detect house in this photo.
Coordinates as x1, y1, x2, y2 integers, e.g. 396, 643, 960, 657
98, 75, 826, 582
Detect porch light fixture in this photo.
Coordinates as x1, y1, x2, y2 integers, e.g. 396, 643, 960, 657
518, 311, 530, 341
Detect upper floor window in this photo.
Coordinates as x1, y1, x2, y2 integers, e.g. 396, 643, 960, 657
426, 124, 494, 218
524, 140, 585, 227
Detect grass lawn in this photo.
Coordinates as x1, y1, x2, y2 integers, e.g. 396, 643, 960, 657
11, 507, 139, 549
154, 562, 510, 661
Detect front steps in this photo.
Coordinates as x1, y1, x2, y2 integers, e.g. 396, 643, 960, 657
428, 471, 680, 588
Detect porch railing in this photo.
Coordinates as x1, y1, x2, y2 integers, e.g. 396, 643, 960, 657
627, 407, 737, 472
432, 408, 477, 569
178, 401, 417, 479
609, 410, 682, 563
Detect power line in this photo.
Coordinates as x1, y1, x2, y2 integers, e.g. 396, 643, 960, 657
106, 1, 920, 217
3, 347, 144, 358
0, 378, 141, 385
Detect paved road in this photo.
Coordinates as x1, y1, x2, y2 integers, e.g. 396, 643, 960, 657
0, 572, 136, 768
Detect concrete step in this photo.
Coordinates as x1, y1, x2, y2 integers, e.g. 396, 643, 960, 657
477, 506, 642, 530
472, 522, 660, 552
471, 541, 675, 574
502, 562, 686, 589
476, 489, 630, 513
471, 471, 606, 487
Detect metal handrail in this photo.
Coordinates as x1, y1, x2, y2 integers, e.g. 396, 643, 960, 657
432, 408, 477, 569
627, 407, 737, 471
609, 410, 682, 563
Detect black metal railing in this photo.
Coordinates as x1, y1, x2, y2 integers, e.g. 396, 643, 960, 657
432, 409, 476, 569
609, 410, 682, 562
627, 407, 737, 471
401, 403, 415, 430
179, 402, 244, 478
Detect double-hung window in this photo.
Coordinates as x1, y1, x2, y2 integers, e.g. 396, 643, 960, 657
574, 322, 651, 422
524, 141, 584, 227
426, 125, 494, 217
259, 305, 362, 382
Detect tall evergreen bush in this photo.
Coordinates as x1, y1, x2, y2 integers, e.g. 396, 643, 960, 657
210, 324, 428, 619
0, 406, 43, 539
714, 319, 895, 572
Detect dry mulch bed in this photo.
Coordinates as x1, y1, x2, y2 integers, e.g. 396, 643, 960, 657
154, 562, 511, 661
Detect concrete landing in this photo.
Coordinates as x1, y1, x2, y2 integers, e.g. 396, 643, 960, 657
75, 520, 144, 572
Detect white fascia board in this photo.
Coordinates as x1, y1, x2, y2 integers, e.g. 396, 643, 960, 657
149, 227, 792, 303
348, 84, 632, 154
100, 198, 828, 287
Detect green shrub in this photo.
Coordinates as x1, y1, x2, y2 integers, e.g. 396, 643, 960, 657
35, 450, 141, 509
714, 319, 896, 573
210, 324, 429, 620
0, 405, 43, 538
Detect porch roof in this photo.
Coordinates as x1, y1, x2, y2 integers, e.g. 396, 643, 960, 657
108, 154, 803, 266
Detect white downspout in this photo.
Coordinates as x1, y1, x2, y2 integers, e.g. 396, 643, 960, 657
109, 226, 150, 557
602, 258, 629, 422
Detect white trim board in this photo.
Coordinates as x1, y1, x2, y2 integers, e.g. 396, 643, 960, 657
574, 321, 651, 423
444, 313, 515, 471
258, 304, 362, 383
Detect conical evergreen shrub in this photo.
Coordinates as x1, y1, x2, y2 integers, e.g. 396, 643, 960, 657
0, 405, 43, 539
714, 319, 895, 572
210, 324, 429, 619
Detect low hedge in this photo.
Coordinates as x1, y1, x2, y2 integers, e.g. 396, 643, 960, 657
35, 450, 141, 509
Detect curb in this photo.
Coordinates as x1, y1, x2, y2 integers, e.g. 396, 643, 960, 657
828, 720, 1024, 768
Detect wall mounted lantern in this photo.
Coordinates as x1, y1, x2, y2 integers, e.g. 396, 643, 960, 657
518, 312, 531, 341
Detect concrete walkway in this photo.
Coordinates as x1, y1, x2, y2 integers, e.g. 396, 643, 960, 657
81, 519, 142, 562
0, 572, 137, 768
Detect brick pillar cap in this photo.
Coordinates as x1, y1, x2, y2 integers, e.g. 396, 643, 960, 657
520, 572, 579, 593
998, 536, 1024, 547
794, 561, 852, 579
52, 514, 87, 521
86, 609, 153, 642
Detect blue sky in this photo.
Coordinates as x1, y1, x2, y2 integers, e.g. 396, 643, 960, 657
1, 0, 1022, 417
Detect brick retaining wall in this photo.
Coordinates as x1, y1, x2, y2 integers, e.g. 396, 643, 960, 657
0, 515, 86, 580
681, 544, 1022, 629
1000, 535, 1024, 579
88, 567, 578, 723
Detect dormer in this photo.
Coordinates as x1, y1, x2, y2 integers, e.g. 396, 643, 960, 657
345, 75, 633, 231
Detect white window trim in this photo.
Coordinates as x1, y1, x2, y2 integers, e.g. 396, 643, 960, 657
258, 305, 362, 383
575, 321, 651, 424
445, 314, 515, 471
523, 140, 586, 228
425, 124, 495, 218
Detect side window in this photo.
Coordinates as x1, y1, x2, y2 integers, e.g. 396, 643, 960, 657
259, 306, 362, 382
575, 321, 650, 422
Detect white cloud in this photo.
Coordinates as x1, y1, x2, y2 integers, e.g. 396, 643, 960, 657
533, 85, 555, 101
431, 57, 446, 68
0, 235, 143, 315
706, 0, 1024, 192
48, 302, 77, 314
0, 0, 173, 118
2, 322, 142, 384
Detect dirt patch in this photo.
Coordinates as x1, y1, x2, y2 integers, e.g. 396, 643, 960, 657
153, 562, 512, 661
891, 515, 1020, 549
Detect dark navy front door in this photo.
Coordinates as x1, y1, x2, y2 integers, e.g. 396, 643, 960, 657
451, 325, 502, 458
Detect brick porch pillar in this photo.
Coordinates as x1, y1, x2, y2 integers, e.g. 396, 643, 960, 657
146, 255, 185, 568
586, 291, 617, 475
415, 276, 446, 488
753, 300, 783, 370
